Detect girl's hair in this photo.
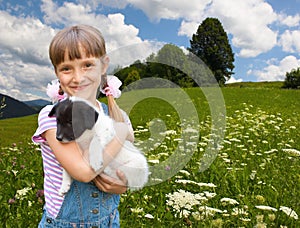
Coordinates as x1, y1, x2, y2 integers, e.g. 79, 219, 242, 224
100, 74, 124, 122
49, 24, 106, 68
49, 24, 124, 122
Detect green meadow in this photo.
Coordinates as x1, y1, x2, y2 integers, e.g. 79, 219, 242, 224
0, 84, 299, 227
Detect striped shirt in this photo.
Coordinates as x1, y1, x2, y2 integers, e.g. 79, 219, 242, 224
32, 101, 133, 218
32, 104, 64, 218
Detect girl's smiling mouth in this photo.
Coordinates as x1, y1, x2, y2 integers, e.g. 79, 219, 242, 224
71, 84, 89, 91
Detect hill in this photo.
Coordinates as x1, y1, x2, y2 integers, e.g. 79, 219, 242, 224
225, 81, 284, 88
24, 99, 51, 112
0, 94, 38, 119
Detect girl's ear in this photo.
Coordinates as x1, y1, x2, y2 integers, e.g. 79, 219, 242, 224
101, 55, 110, 74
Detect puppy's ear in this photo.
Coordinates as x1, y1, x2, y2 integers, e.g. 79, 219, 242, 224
48, 105, 57, 117
95, 111, 99, 123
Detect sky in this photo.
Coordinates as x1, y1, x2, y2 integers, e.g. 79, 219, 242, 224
0, 0, 300, 101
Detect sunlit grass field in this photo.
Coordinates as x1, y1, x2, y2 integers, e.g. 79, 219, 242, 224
0, 86, 299, 227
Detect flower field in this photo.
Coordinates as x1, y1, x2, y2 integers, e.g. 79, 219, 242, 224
0, 86, 299, 227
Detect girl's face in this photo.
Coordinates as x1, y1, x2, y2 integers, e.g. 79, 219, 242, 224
56, 46, 108, 103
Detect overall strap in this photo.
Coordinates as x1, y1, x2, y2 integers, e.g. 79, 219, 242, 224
101, 102, 109, 115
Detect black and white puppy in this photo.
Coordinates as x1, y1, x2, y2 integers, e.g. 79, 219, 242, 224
49, 97, 148, 195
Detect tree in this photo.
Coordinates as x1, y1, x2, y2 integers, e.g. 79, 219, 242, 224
283, 67, 300, 89
124, 69, 141, 87
188, 17, 235, 85
0, 96, 6, 118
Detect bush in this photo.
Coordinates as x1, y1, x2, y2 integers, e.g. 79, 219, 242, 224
283, 67, 300, 89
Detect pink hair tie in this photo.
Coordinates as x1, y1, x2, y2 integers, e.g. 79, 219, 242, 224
101, 75, 122, 98
46, 79, 67, 104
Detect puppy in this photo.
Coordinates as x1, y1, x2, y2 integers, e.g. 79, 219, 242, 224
48, 97, 148, 195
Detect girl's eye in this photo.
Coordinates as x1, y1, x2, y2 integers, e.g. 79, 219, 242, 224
84, 62, 94, 69
59, 66, 70, 72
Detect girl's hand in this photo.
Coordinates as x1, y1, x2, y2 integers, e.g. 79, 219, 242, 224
93, 170, 127, 194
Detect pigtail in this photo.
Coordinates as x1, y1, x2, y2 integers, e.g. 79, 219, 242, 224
107, 94, 124, 122
101, 74, 124, 122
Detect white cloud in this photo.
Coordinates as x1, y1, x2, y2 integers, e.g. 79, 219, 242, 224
0, 0, 162, 100
78, 0, 128, 9
0, 10, 55, 65
225, 76, 243, 84
206, 0, 278, 58
0, 10, 56, 100
279, 30, 300, 53
0, 53, 55, 101
178, 20, 199, 37
277, 13, 300, 27
40, 0, 163, 66
125, 0, 210, 22
41, 0, 143, 51
136, 0, 279, 58
252, 55, 300, 81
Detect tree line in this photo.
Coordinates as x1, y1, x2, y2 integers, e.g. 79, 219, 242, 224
113, 17, 299, 89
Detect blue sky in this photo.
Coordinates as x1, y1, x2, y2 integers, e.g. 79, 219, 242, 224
0, 0, 300, 101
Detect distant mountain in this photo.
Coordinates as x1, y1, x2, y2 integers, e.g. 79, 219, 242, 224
0, 94, 38, 119
24, 99, 51, 112
24, 99, 51, 107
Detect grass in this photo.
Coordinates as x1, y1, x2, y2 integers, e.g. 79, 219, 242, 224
0, 84, 299, 227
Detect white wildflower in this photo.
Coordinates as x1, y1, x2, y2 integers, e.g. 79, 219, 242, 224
192, 211, 202, 220
15, 187, 32, 200
181, 209, 190, 218
240, 217, 251, 222
131, 208, 144, 213
203, 191, 217, 199
145, 214, 154, 219
279, 206, 298, 220
197, 182, 217, 188
160, 130, 177, 135
264, 149, 278, 154
229, 138, 241, 142
199, 206, 223, 214
220, 197, 239, 205
282, 148, 300, 157
148, 159, 160, 164
11, 170, 18, 176
166, 189, 205, 215
179, 170, 191, 176
151, 178, 163, 182
232, 207, 248, 216
255, 205, 278, 211
175, 180, 217, 188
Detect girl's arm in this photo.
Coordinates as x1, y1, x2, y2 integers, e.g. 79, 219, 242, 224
43, 122, 130, 183
93, 171, 128, 194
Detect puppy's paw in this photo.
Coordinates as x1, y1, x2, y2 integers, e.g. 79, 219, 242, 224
59, 169, 72, 195
59, 184, 70, 196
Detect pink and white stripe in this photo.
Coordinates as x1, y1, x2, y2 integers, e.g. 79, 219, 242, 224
32, 105, 65, 218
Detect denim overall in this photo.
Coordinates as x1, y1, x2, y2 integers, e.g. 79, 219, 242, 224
39, 103, 121, 228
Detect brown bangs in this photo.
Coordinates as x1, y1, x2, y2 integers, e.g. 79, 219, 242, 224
49, 25, 106, 68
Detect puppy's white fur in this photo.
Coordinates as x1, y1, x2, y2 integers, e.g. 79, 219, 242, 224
59, 97, 148, 195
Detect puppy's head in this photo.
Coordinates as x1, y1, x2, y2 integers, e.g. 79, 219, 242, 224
48, 97, 99, 142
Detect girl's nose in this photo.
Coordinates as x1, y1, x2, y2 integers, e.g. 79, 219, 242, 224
73, 69, 83, 83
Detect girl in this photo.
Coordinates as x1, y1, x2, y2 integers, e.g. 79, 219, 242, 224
32, 24, 133, 227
